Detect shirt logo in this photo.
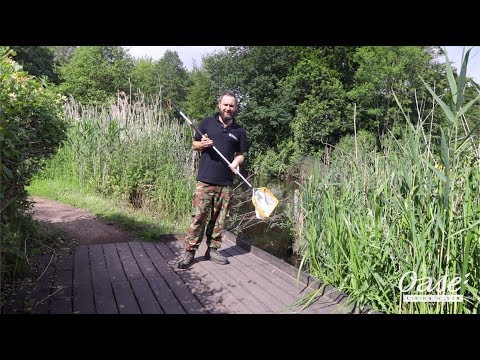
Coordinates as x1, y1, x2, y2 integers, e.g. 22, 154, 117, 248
228, 133, 238, 141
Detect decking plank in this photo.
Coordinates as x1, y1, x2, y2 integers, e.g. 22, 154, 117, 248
165, 240, 278, 313
128, 241, 161, 279
222, 236, 351, 314
112, 280, 141, 314
160, 241, 229, 314
89, 244, 118, 314
164, 242, 253, 314
131, 242, 185, 314
103, 243, 127, 283
115, 242, 143, 281
145, 276, 186, 314
218, 249, 295, 311
142, 242, 207, 314
130, 277, 163, 314
222, 245, 304, 305
73, 245, 95, 314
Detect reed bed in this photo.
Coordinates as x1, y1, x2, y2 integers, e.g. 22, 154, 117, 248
294, 50, 480, 314
37, 91, 197, 223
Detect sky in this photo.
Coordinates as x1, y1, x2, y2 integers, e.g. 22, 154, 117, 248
125, 46, 479, 83
124, 46, 225, 70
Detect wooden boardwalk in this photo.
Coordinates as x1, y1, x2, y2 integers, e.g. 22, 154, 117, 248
3, 233, 355, 314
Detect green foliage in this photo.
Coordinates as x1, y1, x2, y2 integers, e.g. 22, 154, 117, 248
294, 49, 480, 314
10, 46, 60, 84
252, 140, 299, 179
284, 55, 349, 155
130, 57, 159, 101
48, 46, 78, 65
184, 67, 216, 121
0, 46, 66, 281
330, 130, 377, 161
155, 50, 190, 105
35, 94, 196, 224
129, 50, 190, 107
58, 46, 134, 105
348, 46, 446, 137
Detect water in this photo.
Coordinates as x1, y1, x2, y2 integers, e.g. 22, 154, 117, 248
230, 180, 301, 267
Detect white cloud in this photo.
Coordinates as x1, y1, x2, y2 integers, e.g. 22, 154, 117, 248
124, 46, 225, 70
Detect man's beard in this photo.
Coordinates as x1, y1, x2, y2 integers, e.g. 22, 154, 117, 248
220, 111, 234, 122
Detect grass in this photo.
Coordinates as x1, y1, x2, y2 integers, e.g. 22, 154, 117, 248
28, 178, 190, 240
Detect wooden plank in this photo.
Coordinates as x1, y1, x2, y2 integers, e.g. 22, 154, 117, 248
103, 243, 127, 283
50, 255, 73, 314
145, 276, 186, 314
221, 245, 320, 313
154, 240, 180, 261
115, 242, 143, 281
129, 241, 185, 314
130, 277, 163, 314
73, 245, 95, 314
128, 241, 161, 279
219, 248, 295, 311
190, 241, 274, 313
222, 234, 352, 314
89, 244, 118, 314
141, 242, 207, 314
221, 240, 345, 313
159, 241, 228, 314
164, 241, 252, 314
223, 246, 302, 304
112, 281, 141, 314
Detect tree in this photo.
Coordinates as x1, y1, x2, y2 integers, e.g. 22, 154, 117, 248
10, 46, 59, 84
184, 67, 216, 121
348, 46, 445, 138
130, 57, 158, 100
48, 46, 78, 64
280, 50, 349, 156
58, 46, 134, 105
155, 50, 190, 105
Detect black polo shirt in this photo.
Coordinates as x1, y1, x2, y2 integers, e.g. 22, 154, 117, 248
195, 113, 248, 186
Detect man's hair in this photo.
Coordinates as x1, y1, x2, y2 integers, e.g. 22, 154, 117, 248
218, 90, 238, 105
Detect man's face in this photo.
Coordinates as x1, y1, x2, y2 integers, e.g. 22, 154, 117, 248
218, 95, 237, 122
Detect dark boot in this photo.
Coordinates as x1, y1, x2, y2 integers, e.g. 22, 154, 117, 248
204, 247, 229, 265
177, 250, 195, 269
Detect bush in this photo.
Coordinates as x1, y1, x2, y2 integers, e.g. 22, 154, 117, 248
0, 47, 66, 281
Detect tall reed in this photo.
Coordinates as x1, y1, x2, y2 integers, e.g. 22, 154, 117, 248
36, 91, 197, 224
295, 49, 480, 313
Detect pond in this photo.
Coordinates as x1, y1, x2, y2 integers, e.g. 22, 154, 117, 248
229, 180, 301, 268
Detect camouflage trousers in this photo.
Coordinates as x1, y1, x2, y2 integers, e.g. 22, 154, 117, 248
184, 181, 232, 251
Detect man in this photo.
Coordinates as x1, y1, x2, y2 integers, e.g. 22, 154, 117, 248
178, 90, 248, 269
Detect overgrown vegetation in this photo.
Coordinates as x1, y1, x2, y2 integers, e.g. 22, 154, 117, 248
294, 50, 480, 314
1, 47, 66, 282
34, 92, 196, 226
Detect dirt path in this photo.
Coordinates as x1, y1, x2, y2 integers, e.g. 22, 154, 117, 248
30, 196, 139, 245
1, 196, 147, 313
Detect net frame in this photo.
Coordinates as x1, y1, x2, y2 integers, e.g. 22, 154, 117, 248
252, 187, 279, 219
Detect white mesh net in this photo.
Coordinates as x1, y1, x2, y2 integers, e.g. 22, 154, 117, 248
252, 187, 279, 219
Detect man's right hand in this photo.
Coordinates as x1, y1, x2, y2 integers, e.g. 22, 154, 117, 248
201, 134, 213, 148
